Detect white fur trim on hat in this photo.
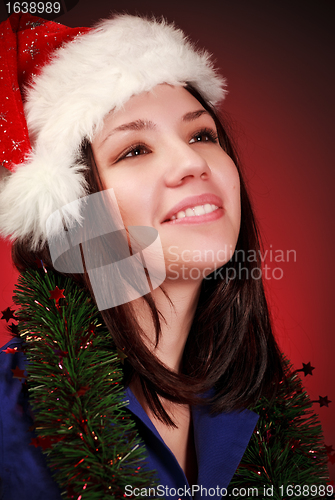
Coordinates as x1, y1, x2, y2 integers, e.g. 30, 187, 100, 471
0, 14, 227, 250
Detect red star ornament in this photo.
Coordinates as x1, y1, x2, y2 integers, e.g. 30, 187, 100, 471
318, 396, 332, 407
38, 436, 55, 451
34, 258, 44, 268
30, 435, 54, 450
11, 366, 26, 382
30, 437, 40, 448
1, 307, 16, 322
3, 347, 17, 354
301, 362, 315, 376
49, 286, 65, 305
311, 396, 332, 407
325, 444, 335, 454
74, 386, 90, 397
8, 323, 19, 335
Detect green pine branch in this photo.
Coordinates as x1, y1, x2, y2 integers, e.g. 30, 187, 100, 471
14, 267, 330, 500
14, 267, 158, 499
228, 360, 329, 499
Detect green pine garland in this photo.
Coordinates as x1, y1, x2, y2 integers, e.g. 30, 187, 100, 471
14, 267, 158, 499
13, 266, 330, 499
228, 364, 330, 498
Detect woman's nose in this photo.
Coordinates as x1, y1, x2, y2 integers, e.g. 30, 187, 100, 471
163, 140, 211, 186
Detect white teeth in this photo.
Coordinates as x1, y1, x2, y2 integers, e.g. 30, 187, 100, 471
185, 208, 194, 217
194, 205, 206, 216
170, 204, 219, 220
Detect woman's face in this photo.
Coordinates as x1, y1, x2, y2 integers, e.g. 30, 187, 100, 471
91, 84, 240, 281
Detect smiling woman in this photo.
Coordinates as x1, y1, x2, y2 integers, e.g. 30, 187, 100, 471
0, 12, 329, 500
91, 84, 241, 275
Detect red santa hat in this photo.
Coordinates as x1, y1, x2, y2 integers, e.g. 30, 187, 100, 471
0, 13, 226, 251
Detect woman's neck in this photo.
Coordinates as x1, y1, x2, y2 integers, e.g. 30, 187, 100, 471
130, 279, 201, 483
131, 278, 202, 372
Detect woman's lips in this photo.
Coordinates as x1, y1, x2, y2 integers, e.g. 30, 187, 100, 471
163, 206, 224, 225
161, 193, 223, 223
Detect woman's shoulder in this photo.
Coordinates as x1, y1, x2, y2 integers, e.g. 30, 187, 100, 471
4, 268, 157, 497
0, 337, 62, 500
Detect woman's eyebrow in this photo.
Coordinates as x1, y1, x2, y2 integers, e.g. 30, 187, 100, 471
100, 110, 209, 146
182, 109, 209, 122
101, 119, 156, 145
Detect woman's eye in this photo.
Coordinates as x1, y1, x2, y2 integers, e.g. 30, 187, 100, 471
189, 129, 218, 144
120, 144, 150, 160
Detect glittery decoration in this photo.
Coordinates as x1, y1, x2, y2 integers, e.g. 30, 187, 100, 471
238, 463, 261, 474
88, 323, 96, 335
29, 46, 40, 59
289, 438, 301, 451
1, 306, 16, 322
265, 429, 272, 443
27, 21, 43, 29
11, 139, 24, 151
0, 13, 90, 171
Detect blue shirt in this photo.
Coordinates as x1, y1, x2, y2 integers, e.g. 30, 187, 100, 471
0, 338, 259, 499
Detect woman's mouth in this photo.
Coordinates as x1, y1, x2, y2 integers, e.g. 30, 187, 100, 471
163, 204, 223, 225
168, 204, 219, 221
161, 193, 224, 224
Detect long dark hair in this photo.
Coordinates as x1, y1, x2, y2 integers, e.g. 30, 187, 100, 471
12, 85, 283, 425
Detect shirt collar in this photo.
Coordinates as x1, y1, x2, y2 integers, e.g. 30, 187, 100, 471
124, 386, 259, 497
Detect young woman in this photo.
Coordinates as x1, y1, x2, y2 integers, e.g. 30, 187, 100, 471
0, 12, 328, 500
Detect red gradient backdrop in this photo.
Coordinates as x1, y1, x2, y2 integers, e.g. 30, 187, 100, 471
1, 0, 334, 480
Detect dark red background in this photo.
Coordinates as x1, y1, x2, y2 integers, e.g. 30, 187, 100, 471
1, 0, 334, 481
